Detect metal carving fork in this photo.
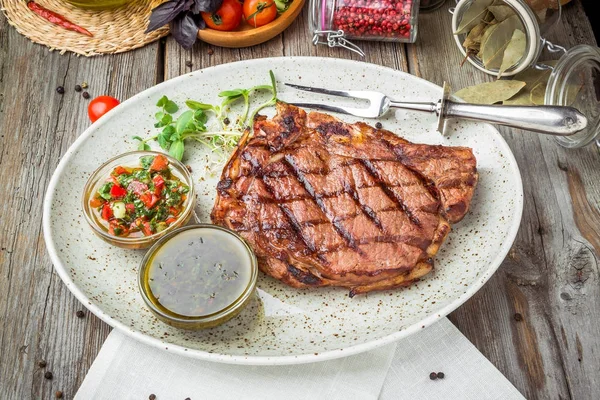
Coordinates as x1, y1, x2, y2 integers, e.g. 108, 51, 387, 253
285, 82, 588, 136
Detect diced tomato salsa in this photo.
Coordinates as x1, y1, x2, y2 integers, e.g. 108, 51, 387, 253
90, 155, 189, 238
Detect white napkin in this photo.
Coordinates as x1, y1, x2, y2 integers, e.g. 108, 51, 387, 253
76, 318, 524, 400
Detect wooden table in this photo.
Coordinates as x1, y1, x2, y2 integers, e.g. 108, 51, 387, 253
1, 2, 598, 398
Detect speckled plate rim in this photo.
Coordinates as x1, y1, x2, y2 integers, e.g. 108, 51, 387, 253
43, 57, 524, 366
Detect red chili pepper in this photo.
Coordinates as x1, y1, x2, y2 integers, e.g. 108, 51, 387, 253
27, 1, 93, 37
109, 184, 128, 199
152, 175, 165, 196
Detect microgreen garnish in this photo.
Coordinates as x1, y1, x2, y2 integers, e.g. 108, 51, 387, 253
133, 71, 278, 162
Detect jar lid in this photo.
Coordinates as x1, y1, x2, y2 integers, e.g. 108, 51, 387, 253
548, 45, 600, 148
452, 0, 545, 77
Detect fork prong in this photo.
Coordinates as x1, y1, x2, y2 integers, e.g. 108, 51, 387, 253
285, 83, 357, 99
289, 103, 380, 119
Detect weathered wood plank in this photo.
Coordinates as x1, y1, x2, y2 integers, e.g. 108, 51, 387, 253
0, 15, 160, 398
406, 2, 600, 399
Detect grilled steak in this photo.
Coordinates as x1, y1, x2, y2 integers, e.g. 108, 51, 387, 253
211, 103, 478, 296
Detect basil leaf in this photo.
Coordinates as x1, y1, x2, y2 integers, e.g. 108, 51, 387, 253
146, 0, 189, 33
155, 111, 165, 120
132, 135, 144, 141
176, 110, 195, 134
170, 12, 200, 50
169, 140, 185, 161
192, 0, 223, 13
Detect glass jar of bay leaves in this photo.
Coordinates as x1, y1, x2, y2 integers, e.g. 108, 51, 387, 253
450, 0, 600, 148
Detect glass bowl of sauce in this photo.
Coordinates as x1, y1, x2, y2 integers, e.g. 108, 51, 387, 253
138, 224, 258, 330
82, 151, 195, 249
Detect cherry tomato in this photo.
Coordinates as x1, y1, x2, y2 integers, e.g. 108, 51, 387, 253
243, 0, 277, 28
88, 96, 120, 123
201, 0, 243, 31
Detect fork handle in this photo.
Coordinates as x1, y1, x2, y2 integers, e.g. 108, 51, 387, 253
444, 101, 587, 136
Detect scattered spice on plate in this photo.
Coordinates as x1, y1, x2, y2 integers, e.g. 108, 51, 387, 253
75, 85, 82, 92
429, 372, 438, 380
223, 117, 230, 125
81, 82, 89, 89
82, 92, 91, 100
27, 1, 93, 37
149, 394, 156, 400
56, 86, 65, 95
375, 122, 382, 129
76, 310, 85, 318
38, 360, 47, 368
514, 312, 523, 321
55, 390, 63, 398
44, 371, 53, 380
437, 372, 445, 379
186, 165, 193, 173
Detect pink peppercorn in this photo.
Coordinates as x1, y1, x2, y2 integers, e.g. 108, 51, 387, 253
324, 0, 415, 43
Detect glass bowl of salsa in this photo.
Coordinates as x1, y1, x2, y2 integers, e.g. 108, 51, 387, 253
82, 151, 195, 249
138, 224, 258, 330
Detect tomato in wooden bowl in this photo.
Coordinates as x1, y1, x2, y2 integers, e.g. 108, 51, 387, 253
197, 0, 305, 48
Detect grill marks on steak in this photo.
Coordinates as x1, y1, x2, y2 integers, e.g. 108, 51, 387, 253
211, 103, 478, 296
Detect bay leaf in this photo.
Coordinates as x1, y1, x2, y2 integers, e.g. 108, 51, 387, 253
462, 22, 487, 51
487, 5, 515, 22
482, 15, 523, 69
477, 23, 499, 58
502, 91, 535, 105
530, 82, 546, 105
455, 0, 495, 34
454, 80, 526, 104
497, 29, 526, 78
503, 60, 557, 105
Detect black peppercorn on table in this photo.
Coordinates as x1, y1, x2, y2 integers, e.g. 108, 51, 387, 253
1, 2, 599, 398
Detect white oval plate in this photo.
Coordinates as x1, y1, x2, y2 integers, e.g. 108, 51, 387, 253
43, 57, 523, 365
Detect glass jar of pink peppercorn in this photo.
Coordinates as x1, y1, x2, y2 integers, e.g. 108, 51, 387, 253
310, 0, 420, 55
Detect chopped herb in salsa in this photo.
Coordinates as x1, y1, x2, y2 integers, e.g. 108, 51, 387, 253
89, 154, 189, 238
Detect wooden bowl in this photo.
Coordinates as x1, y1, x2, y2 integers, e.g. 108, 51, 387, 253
197, 0, 305, 48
